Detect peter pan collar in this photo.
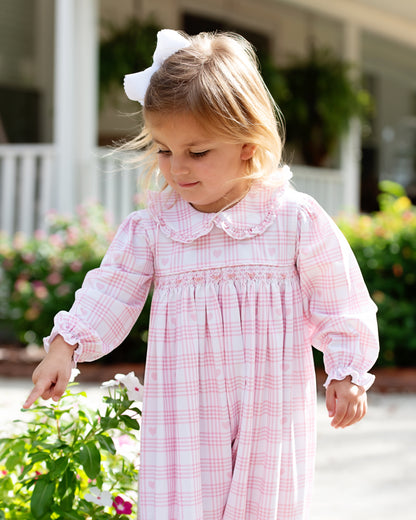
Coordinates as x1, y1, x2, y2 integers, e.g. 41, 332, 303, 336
147, 167, 293, 243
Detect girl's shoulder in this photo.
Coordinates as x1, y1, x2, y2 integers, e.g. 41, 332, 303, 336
279, 185, 323, 216
115, 207, 158, 244
120, 207, 157, 228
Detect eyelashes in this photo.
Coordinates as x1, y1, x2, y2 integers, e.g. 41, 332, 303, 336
157, 150, 209, 159
190, 151, 209, 158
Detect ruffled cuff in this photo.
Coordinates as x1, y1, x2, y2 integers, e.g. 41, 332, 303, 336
323, 367, 376, 390
43, 311, 105, 364
43, 328, 78, 363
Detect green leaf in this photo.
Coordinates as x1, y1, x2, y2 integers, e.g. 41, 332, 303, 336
30, 478, 55, 518
5, 453, 23, 471
99, 416, 119, 430
0, 475, 13, 492
56, 512, 84, 520
30, 451, 51, 464
78, 441, 101, 479
49, 456, 68, 478
97, 434, 116, 454
120, 414, 141, 430
58, 466, 76, 494
58, 466, 77, 510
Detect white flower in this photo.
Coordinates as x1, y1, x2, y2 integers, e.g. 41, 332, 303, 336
84, 486, 112, 507
115, 372, 144, 402
69, 368, 80, 382
101, 378, 119, 388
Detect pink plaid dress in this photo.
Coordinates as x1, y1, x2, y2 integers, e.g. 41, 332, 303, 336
47, 177, 379, 520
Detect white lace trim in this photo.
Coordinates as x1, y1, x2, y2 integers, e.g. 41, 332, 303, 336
147, 169, 293, 243
324, 368, 376, 390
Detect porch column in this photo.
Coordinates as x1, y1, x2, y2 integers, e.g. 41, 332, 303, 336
53, 0, 98, 215
341, 22, 361, 213
74, 0, 99, 205
53, 0, 76, 214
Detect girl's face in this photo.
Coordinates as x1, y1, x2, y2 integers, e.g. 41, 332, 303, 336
146, 112, 255, 213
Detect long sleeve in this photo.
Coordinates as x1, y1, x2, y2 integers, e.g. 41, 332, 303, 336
44, 211, 154, 363
296, 196, 379, 389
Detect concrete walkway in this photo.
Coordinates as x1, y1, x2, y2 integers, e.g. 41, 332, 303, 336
1, 377, 415, 519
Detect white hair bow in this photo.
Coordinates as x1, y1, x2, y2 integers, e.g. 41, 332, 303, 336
124, 29, 191, 104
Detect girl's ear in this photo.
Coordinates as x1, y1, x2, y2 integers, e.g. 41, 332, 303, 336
241, 143, 257, 160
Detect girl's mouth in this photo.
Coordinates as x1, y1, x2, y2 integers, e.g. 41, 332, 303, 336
178, 181, 199, 188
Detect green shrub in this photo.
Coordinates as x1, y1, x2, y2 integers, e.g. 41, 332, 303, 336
337, 181, 416, 367
0, 205, 149, 363
0, 370, 141, 518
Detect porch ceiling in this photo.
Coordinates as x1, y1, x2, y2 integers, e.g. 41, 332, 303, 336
360, 0, 416, 22
280, 0, 416, 48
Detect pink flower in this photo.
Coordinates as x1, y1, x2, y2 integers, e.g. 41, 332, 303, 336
32, 281, 48, 300
13, 233, 26, 250
70, 260, 83, 272
34, 229, 47, 241
47, 271, 63, 285
66, 226, 80, 246
22, 252, 36, 264
49, 233, 64, 249
113, 496, 133, 515
56, 283, 71, 297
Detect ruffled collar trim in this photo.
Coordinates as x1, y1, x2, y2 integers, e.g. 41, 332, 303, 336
147, 167, 293, 243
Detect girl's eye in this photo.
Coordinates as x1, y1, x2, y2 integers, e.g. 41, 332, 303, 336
190, 151, 209, 158
157, 149, 171, 156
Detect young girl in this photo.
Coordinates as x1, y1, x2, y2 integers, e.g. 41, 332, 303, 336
24, 29, 379, 520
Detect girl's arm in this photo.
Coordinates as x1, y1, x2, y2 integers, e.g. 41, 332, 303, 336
296, 195, 379, 428
23, 211, 154, 408
23, 335, 77, 409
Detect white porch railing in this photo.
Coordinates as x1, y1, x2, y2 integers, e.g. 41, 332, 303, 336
0, 144, 345, 237
0, 144, 56, 237
291, 165, 344, 217
0, 144, 143, 237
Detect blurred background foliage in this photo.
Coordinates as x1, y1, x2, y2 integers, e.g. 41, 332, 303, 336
0, 181, 415, 368
337, 181, 416, 367
0, 205, 150, 365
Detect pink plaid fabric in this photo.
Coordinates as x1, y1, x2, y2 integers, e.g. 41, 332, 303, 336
46, 180, 379, 520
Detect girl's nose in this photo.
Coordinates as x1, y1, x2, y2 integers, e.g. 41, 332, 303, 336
170, 155, 189, 175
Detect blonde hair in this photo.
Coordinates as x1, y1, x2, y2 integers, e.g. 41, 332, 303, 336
121, 31, 285, 189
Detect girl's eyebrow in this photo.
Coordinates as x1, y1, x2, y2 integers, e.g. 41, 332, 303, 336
153, 138, 213, 148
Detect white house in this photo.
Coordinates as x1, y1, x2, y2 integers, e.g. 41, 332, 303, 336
1, 0, 416, 236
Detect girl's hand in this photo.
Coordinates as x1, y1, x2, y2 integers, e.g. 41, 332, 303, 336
23, 336, 77, 409
325, 376, 367, 429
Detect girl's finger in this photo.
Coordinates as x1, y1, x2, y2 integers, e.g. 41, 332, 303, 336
331, 400, 349, 428
23, 380, 51, 409
325, 386, 336, 418
337, 395, 367, 428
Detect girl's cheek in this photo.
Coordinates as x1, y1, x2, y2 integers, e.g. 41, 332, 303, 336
158, 157, 169, 171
